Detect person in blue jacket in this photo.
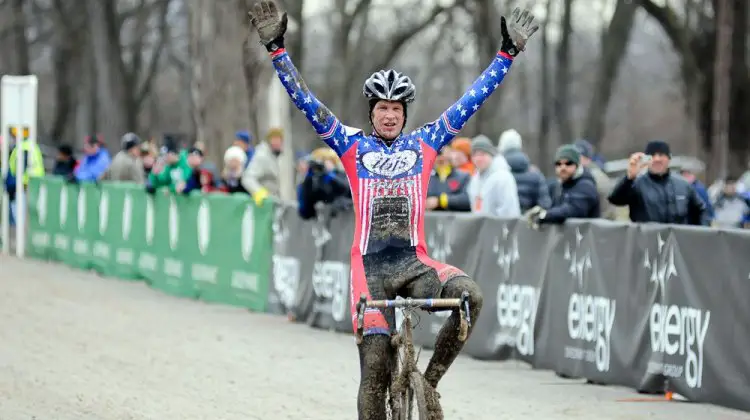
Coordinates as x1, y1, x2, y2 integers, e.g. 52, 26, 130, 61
73, 135, 111, 183
234, 130, 255, 166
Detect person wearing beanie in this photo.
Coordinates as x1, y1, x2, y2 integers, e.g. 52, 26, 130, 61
466, 134, 521, 218
108, 132, 145, 183
147, 136, 192, 193
181, 147, 220, 194
572, 139, 620, 221
234, 130, 255, 166
608, 140, 709, 225
449, 137, 475, 175
73, 134, 111, 183
498, 128, 551, 212
425, 145, 471, 212
221, 146, 250, 194
242, 126, 285, 206
526, 144, 600, 226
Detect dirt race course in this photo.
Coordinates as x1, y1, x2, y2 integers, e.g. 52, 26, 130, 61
1, 255, 748, 420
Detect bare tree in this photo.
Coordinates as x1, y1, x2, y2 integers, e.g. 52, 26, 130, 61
582, 0, 637, 149
710, 0, 732, 179
536, 0, 554, 172
553, 0, 575, 144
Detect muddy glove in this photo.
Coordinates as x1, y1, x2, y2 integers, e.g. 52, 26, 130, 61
500, 8, 540, 57
248, 1, 288, 53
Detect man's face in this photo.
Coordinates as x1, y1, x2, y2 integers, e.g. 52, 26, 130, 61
56, 151, 69, 161
555, 159, 577, 181
723, 180, 737, 195
680, 170, 696, 183
83, 143, 99, 156
580, 155, 591, 166
233, 140, 248, 151
187, 153, 203, 168
649, 153, 670, 175
451, 149, 468, 166
371, 100, 405, 140
166, 152, 179, 164
436, 148, 452, 167
269, 135, 283, 152
471, 151, 493, 171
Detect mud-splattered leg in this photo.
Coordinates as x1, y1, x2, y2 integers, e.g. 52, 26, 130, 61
358, 334, 394, 420
423, 276, 483, 388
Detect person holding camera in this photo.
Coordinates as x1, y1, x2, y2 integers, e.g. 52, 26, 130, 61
297, 148, 351, 220
608, 140, 709, 225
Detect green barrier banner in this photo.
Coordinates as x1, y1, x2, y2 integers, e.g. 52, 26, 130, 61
26, 177, 274, 312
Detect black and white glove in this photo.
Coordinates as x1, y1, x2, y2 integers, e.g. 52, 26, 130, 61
500, 8, 540, 57
524, 205, 546, 229
248, 0, 288, 53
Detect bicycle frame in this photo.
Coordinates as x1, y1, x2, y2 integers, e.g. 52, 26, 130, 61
354, 292, 472, 419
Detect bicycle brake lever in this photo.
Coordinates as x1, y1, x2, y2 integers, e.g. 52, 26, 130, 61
460, 291, 472, 328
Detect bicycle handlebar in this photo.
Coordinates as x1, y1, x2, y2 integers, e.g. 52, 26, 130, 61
354, 292, 473, 344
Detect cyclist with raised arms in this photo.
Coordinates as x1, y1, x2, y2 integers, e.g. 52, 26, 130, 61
247, 2, 539, 418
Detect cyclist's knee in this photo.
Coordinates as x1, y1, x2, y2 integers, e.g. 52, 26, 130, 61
443, 276, 483, 314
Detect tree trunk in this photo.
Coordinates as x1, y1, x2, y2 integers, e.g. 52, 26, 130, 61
10, 0, 30, 75
537, 0, 554, 173
87, 0, 129, 149
709, 0, 732, 180
553, 0, 574, 144
727, 0, 749, 175
582, 0, 637, 149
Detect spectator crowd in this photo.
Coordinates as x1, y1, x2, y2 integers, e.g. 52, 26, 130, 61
3, 125, 750, 230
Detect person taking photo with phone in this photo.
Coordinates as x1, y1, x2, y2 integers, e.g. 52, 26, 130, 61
608, 140, 710, 225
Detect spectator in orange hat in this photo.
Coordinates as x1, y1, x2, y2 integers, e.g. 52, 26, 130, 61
449, 137, 475, 175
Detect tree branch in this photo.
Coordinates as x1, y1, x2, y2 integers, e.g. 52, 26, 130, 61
135, 0, 171, 107
373, 0, 466, 71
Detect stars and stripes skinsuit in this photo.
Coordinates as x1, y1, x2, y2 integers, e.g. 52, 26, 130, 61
269, 46, 513, 419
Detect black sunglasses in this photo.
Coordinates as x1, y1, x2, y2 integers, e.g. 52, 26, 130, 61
555, 161, 575, 167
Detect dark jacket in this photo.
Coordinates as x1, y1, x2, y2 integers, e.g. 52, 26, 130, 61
426, 166, 471, 211
608, 171, 710, 226
298, 167, 352, 220
53, 158, 78, 178
542, 169, 600, 223
503, 149, 552, 212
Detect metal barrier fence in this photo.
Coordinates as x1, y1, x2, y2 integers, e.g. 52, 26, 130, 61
268, 206, 750, 412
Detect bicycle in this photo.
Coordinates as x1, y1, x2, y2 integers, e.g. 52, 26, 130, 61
355, 291, 472, 420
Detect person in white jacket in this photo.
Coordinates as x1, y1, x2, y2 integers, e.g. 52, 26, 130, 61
467, 134, 521, 218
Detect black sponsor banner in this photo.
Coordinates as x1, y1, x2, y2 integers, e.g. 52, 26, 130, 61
412, 213, 485, 349
270, 206, 750, 412
308, 207, 353, 333
268, 205, 316, 321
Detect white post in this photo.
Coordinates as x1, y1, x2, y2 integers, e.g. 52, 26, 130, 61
1, 75, 39, 258
0, 124, 8, 255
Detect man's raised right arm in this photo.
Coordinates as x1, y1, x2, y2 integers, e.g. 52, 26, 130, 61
270, 49, 348, 156
249, 0, 349, 156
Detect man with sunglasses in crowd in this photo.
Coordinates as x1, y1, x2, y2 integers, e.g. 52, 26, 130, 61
526, 144, 600, 226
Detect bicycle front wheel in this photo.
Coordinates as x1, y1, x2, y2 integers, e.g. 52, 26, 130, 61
402, 372, 429, 420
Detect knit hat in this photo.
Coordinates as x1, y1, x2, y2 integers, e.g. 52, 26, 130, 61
555, 144, 581, 166
121, 132, 141, 150
644, 140, 671, 157
450, 137, 472, 158
224, 146, 247, 165
471, 134, 497, 156
266, 127, 284, 141
498, 129, 522, 153
574, 139, 594, 158
235, 130, 252, 144
187, 147, 203, 157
